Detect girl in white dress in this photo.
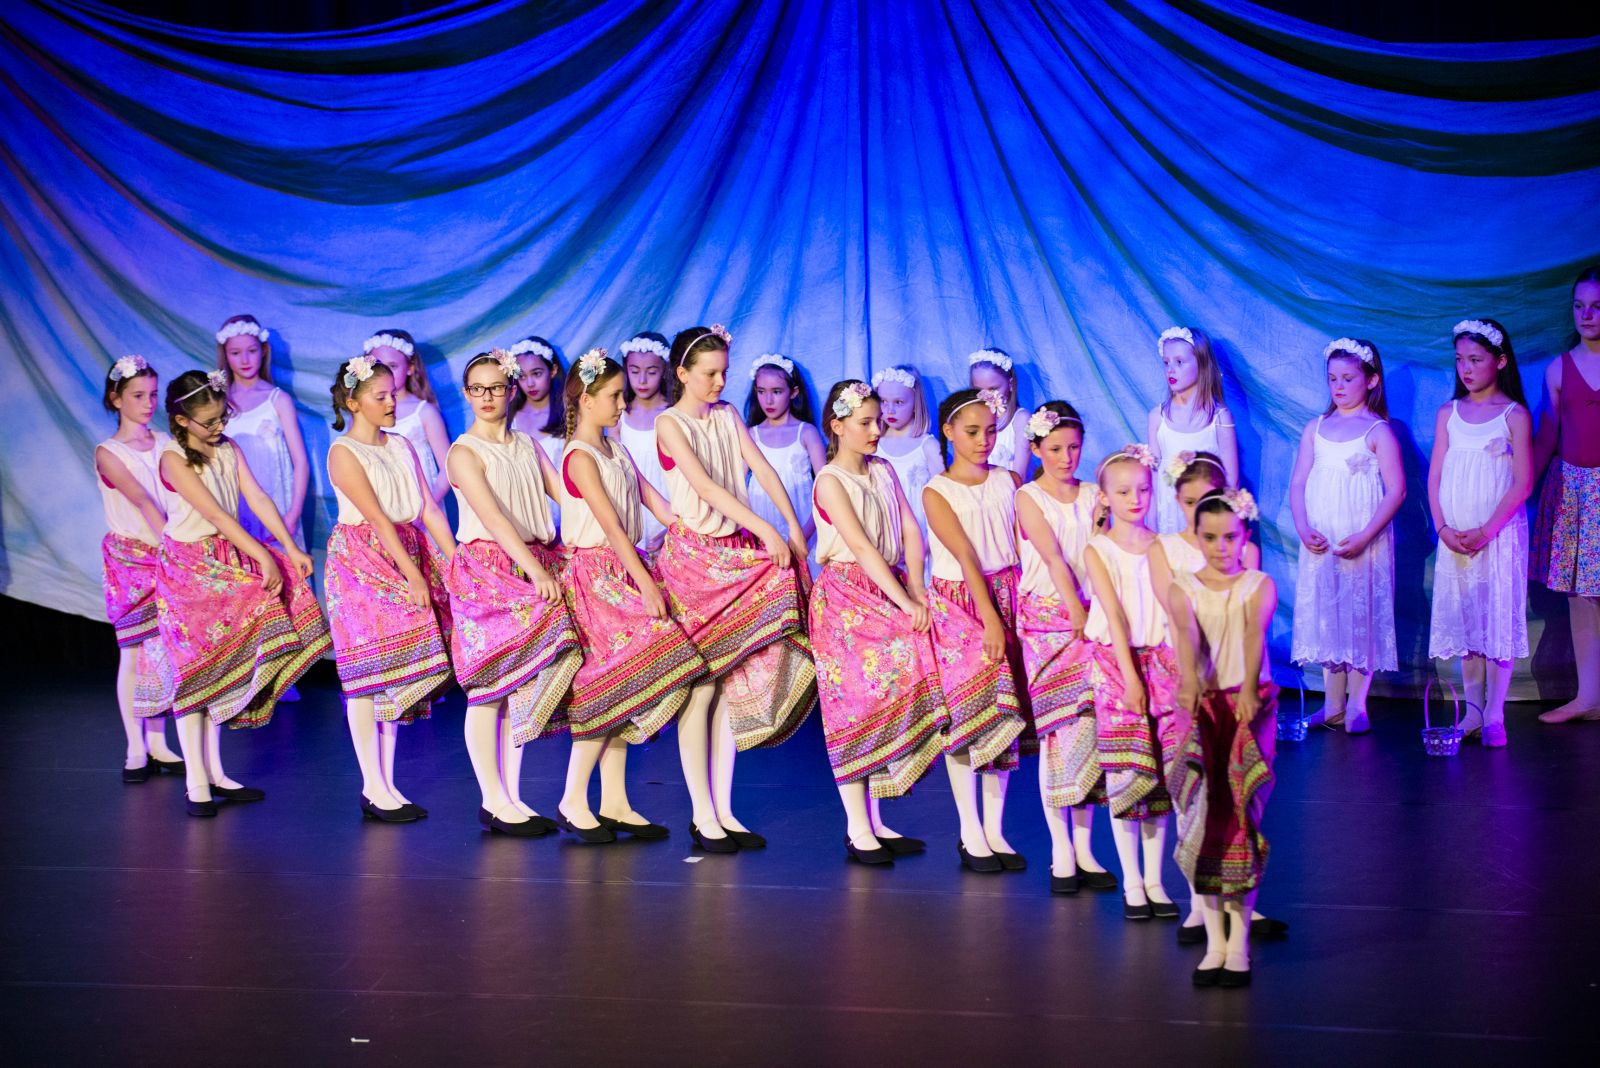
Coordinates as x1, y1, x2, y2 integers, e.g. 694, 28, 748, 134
365, 329, 452, 502
216, 315, 309, 546
1146, 326, 1239, 535
744, 354, 826, 557
507, 335, 567, 527
872, 365, 944, 571
1155, 452, 1261, 577
968, 349, 1032, 477
1428, 319, 1532, 748
617, 331, 674, 554
1289, 339, 1405, 735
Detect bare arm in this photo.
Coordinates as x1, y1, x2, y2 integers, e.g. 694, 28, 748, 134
1165, 580, 1201, 714
1215, 406, 1241, 489
445, 443, 559, 602
1006, 414, 1030, 477
1426, 404, 1453, 539
892, 469, 928, 598
797, 424, 827, 541
1016, 490, 1087, 631
1470, 405, 1535, 547
1083, 544, 1146, 715
1236, 575, 1278, 720
1288, 421, 1325, 552
271, 389, 311, 528
327, 442, 430, 583
656, 412, 788, 562
921, 435, 946, 476
923, 485, 1005, 661
1339, 423, 1406, 556
403, 440, 455, 559
640, 474, 675, 529
160, 450, 290, 590
95, 446, 165, 542
235, 447, 306, 555
1146, 407, 1162, 460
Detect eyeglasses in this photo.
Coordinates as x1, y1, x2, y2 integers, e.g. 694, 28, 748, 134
195, 414, 230, 431
466, 383, 512, 398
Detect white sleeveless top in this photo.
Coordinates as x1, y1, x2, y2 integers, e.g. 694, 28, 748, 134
1439, 402, 1516, 530
814, 458, 903, 567
1153, 408, 1224, 534
228, 388, 294, 515
1158, 532, 1206, 576
1174, 569, 1270, 690
1083, 533, 1167, 648
160, 441, 240, 543
923, 467, 1018, 581
748, 422, 815, 543
1017, 481, 1098, 599
561, 439, 643, 548
660, 404, 748, 538
329, 435, 423, 525
989, 408, 1031, 472
877, 434, 938, 528
97, 433, 170, 544
618, 413, 667, 545
450, 432, 555, 545
387, 401, 441, 489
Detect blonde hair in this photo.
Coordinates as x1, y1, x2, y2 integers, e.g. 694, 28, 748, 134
214, 314, 273, 383
878, 363, 931, 436
1160, 326, 1223, 422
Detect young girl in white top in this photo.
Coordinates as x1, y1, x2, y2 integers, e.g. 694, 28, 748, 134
216, 315, 309, 547
1428, 319, 1532, 747
968, 349, 1032, 477
445, 351, 582, 837
95, 356, 182, 780
1081, 444, 1179, 921
1147, 326, 1238, 535
923, 388, 1028, 874
872, 365, 944, 570
557, 350, 706, 843
323, 357, 456, 822
1014, 401, 1117, 894
810, 380, 945, 865
365, 329, 452, 502
1167, 489, 1279, 988
154, 370, 329, 817
1290, 338, 1405, 735
745, 354, 825, 560
617, 331, 674, 555
654, 324, 815, 852
1156, 452, 1261, 577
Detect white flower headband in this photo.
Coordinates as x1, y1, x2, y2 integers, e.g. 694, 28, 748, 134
1453, 319, 1505, 349
1096, 442, 1157, 480
1216, 487, 1259, 522
110, 354, 148, 381
215, 320, 269, 346
830, 381, 874, 419
619, 335, 669, 360
1323, 337, 1376, 365
363, 332, 414, 358
750, 354, 795, 381
967, 349, 1012, 372
576, 348, 610, 385
949, 387, 1007, 422
1158, 326, 1195, 354
176, 368, 229, 403
872, 367, 917, 391
1162, 449, 1225, 486
508, 338, 555, 363
343, 355, 376, 389
1026, 408, 1082, 441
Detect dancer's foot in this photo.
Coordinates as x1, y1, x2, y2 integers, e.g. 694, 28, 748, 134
1460, 704, 1484, 736
1345, 706, 1371, 734
1538, 700, 1600, 725
1482, 722, 1508, 748
1309, 703, 1346, 729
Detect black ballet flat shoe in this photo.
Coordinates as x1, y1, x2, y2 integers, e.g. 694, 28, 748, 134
879, 835, 926, 856
690, 822, 739, 853
958, 844, 1003, 874
186, 798, 217, 818
404, 802, 429, 819
1219, 966, 1253, 989
845, 836, 894, 865
1123, 899, 1154, 921
150, 756, 185, 775
122, 761, 152, 784
1149, 898, 1180, 920
1193, 965, 1223, 988
596, 814, 670, 840
1250, 916, 1289, 940
1177, 923, 1207, 945
1049, 873, 1081, 895
477, 807, 551, 838
1079, 869, 1119, 891
211, 784, 265, 802
994, 849, 1027, 872
724, 828, 767, 850
361, 795, 419, 823
557, 811, 617, 844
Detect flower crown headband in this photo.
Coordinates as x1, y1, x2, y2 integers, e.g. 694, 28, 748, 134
1323, 337, 1377, 366
750, 354, 795, 381
508, 338, 555, 363
342, 355, 380, 389
1452, 319, 1505, 349
1162, 449, 1225, 486
872, 367, 917, 391
175, 369, 229, 404
109, 354, 149, 381
619, 335, 669, 360
1206, 487, 1259, 522
681, 323, 733, 358
576, 348, 610, 385
215, 320, 269, 346
1026, 408, 1083, 441
830, 381, 874, 419
1158, 326, 1194, 354
363, 332, 413, 358
967, 349, 1012, 372
948, 388, 1006, 422
1095, 442, 1157, 480
465, 349, 523, 380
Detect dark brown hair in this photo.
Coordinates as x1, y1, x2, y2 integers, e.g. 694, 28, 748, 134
329, 361, 395, 431
103, 360, 158, 415
166, 370, 232, 469
1451, 318, 1526, 406
563, 354, 624, 439
821, 380, 877, 461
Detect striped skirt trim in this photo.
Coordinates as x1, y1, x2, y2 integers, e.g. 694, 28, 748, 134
1171, 685, 1277, 896
1090, 641, 1179, 821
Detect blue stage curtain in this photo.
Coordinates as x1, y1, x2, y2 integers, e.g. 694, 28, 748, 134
2, 0, 1597, 690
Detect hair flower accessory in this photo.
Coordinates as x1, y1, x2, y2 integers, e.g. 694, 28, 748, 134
967, 349, 1012, 372
214, 320, 269, 346
110, 354, 148, 381
619, 335, 669, 360
343, 356, 376, 389
1323, 337, 1377, 365
508, 338, 554, 362
363, 332, 414, 358
490, 348, 522, 380
709, 324, 732, 343
576, 348, 609, 385
831, 381, 874, 419
1452, 319, 1505, 349
1157, 326, 1195, 354
1163, 449, 1197, 486
176, 368, 229, 403
1220, 488, 1259, 522
1026, 409, 1062, 440
750, 354, 795, 381
976, 387, 1006, 416
872, 368, 916, 391
1123, 443, 1157, 468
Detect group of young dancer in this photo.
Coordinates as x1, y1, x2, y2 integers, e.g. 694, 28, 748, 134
93, 268, 1600, 989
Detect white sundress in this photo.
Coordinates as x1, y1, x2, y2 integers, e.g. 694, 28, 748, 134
228, 388, 295, 543
1153, 408, 1223, 535
618, 413, 668, 550
748, 421, 816, 550
388, 402, 443, 494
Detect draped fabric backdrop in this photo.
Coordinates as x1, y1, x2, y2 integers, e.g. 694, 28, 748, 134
2, 0, 1598, 692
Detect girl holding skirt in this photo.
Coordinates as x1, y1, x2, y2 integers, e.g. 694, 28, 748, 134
446, 351, 582, 836
923, 388, 1028, 874
1014, 401, 1116, 893
95, 355, 182, 781
1167, 489, 1279, 988
654, 324, 816, 852
557, 350, 706, 843
154, 370, 330, 817
811, 381, 947, 865
324, 356, 456, 822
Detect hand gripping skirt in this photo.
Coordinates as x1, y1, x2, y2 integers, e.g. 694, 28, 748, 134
809, 561, 949, 798
1019, 591, 1104, 808
1170, 684, 1278, 897
1090, 642, 1179, 821
928, 567, 1028, 772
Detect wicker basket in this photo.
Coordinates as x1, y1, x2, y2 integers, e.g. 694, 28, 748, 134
1421, 676, 1464, 758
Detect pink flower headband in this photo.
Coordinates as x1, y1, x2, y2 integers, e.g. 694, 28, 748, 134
175, 369, 229, 404
110, 355, 148, 381
1096, 442, 1157, 480
1214, 487, 1259, 522
831, 381, 874, 419
1026, 408, 1083, 441
683, 323, 733, 356
1162, 449, 1224, 486
948, 387, 1006, 421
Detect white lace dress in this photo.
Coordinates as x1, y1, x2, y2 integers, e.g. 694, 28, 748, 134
748, 422, 815, 548
1153, 409, 1223, 535
228, 388, 295, 543
617, 414, 668, 549
388, 402, 442, 492
1290, 418, 1397, 672
1428, 403, 1528, 661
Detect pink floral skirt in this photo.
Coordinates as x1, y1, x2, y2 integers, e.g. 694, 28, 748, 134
102, 532, 160, 648
1019, 591, 1103, 807
1170, 684, 1278, 896
928, 568, 1028, 772
1090, 642, 1179, 820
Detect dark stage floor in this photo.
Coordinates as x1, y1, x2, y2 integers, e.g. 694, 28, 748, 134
2, 664, 1597, 1065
